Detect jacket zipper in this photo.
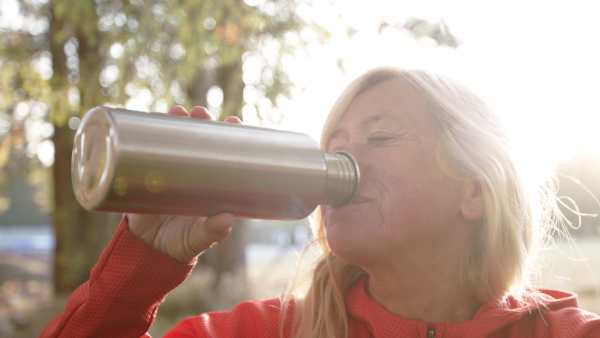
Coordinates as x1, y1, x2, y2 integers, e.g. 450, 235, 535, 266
427, 327, 436, 338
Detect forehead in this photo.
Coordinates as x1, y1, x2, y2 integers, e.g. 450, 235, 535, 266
335, 79, 428, 131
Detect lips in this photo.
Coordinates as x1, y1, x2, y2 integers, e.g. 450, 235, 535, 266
331, 195, 370, 210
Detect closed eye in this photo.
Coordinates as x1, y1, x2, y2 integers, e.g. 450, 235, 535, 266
368, 130, 397, 142
367, 136, 392, 142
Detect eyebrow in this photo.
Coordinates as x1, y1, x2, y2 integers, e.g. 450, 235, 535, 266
329, 111, 402, 140
364, 111, 395, 125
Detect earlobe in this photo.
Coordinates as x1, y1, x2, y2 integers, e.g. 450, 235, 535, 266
460, 180, 486, 221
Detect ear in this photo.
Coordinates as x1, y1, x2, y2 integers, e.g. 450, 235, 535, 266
460, 180, 486, 221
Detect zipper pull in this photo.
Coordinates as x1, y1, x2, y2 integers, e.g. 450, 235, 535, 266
427, 327, 436, 338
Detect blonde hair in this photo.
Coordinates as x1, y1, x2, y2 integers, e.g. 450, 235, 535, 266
280, 67, 561, 337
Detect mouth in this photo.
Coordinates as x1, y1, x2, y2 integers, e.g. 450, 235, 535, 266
351, 195, 370, 203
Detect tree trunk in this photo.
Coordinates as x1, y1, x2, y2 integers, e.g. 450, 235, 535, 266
48, 3, 118, 294
51, 124, 119, 295
217, 62, 244, 120
50, 124, 85, 294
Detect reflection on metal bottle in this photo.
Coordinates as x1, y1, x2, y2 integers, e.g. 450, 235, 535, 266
71, 106, 360, 220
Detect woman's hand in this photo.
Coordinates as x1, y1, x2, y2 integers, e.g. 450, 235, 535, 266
128, 106, 242, 264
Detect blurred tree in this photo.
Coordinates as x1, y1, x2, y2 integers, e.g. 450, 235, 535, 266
0, 0, 327, 295
372, 17, 460, 48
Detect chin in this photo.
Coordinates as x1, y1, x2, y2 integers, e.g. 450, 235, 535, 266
326, 225, 371, 264
327, 239, 375, 268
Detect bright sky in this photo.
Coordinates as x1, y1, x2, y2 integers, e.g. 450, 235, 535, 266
276, 0, 600, 178
2, 0, 599, 175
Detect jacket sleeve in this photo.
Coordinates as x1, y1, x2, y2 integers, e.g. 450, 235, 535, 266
40, 216, 196, 338
164, 298, 288, 338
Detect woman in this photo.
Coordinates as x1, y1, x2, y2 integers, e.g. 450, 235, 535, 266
42, 67, 600, 337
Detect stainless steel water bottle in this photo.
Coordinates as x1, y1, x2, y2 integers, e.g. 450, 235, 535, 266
71, 106, 360, 220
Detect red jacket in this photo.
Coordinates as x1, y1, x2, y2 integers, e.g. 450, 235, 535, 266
41, 217, 600, 337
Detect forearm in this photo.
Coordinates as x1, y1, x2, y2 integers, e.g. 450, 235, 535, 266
41, 216, 196, 338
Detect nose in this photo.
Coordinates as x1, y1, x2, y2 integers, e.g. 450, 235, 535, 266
325, 134, 368, 177
335, 143, 367, 178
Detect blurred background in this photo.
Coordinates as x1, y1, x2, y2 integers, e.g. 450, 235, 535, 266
0, 0, 599, 336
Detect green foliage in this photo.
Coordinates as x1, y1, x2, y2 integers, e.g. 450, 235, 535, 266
1, 0, 324, 127
0, 0, 327, 205
0, 0, 330, 293
380, 17, 460, 48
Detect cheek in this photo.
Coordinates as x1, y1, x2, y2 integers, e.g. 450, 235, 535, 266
374, 156, 444, 219
371, 173, 417, 228
375, 158, 419, 200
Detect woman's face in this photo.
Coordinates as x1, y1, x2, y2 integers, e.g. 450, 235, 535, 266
323, 79, 470, 268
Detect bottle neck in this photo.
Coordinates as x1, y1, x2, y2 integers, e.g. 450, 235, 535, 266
321, 151, 360, 207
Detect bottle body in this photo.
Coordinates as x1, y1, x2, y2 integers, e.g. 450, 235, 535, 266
71, 106, 360, 220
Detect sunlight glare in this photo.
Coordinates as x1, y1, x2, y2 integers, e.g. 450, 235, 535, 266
278, 0, 600, 176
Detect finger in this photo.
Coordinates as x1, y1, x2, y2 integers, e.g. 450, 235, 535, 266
189, 106, 216, 120
169, 105, 189, 117
202, 213, 236, 243
224, 116, 243, 124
